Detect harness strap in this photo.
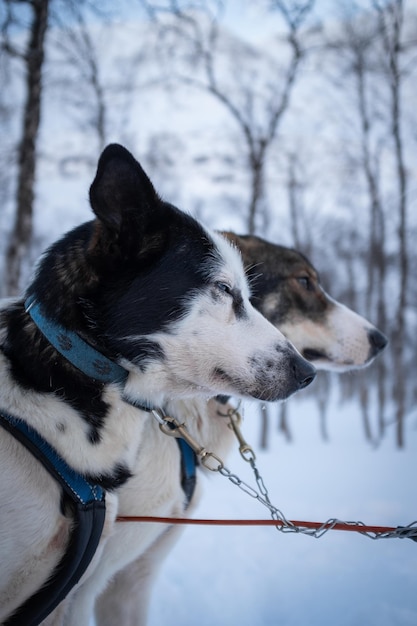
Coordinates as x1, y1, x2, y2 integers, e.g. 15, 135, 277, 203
0, 410, 106, 626
176, 438, 198, 508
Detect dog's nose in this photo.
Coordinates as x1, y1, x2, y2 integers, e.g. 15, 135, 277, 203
292, 355, 316, 390
368, 328, 388, 356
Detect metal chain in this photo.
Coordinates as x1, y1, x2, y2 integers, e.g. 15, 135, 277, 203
213, 403, 293, 528
221, 406, 417, 540
151, 405, 417, 541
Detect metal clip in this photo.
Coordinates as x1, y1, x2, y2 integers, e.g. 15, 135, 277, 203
170, 422, 205, 456
151, 408, 170, 426
200, 451, 224, 472
227, 408, 256, 462
158, 416, 184, 438
151, 409, 226, 473
151, 409, 205, 455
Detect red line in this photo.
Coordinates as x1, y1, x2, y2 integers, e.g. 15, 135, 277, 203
116, 515, 397, 535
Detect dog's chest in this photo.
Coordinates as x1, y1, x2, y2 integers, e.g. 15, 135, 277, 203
0, 430, 72, 617
119, 418, 186, 516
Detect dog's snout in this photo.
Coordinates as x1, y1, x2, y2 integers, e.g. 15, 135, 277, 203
368, 328, 388, 356
292, 355, 316, 390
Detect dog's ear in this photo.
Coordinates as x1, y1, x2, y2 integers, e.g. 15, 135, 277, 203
221, 232, 258, 263
89, 144, 159, 234
220, 231, 241, 248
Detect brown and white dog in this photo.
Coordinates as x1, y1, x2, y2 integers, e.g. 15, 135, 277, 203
0, 145, 316, 625
224, 233, 387, 372
47, 234, 387, 625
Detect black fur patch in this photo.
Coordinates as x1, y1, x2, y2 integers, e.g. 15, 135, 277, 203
210, 285, 247, 320
2, 145, 227, 446
124, 339, 165, 371
230, 288, 247, 320
87, 463, 133, 491
1, 303, 111, 444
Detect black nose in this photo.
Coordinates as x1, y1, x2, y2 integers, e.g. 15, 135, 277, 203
368, 328, 388, 356
292, 355, 316, 390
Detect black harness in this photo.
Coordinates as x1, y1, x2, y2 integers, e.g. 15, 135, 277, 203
0, 409, 106, 626
0, 297, 197, 625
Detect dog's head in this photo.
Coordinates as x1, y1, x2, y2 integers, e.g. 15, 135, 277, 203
30, 145, 315, 405
222, 233, 387, 372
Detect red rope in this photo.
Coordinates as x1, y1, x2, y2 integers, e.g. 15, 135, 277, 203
116, 515, 397, 535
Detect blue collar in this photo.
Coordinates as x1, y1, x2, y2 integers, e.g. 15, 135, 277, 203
25, 296, 158, 414
25, 295, 128, 385
23, 297, 197, 499
23, 297, 197, 500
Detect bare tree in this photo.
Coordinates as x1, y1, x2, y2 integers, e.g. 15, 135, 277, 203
154, 0, 315, 234
0, 0, 124, 296
319, 0, 417, 448
374, 0, 409, 448
146, 0, 316, 448
0, 17, 16, 218
49, 3, 116, 156
2, 0, 49, 296
328, 13, 389, 443
61, 16, 107, 150
285, 150, 314, 257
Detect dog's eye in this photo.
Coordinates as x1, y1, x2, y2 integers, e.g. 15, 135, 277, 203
216, 281, 232, 295
297, 277, 312, 291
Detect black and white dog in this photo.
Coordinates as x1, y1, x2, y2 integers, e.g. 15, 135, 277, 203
46, 236, 387, 625
0, 145, 316, 624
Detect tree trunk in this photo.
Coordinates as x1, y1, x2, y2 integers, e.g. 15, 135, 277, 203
355, 42, 388, 441
5, 0, 49, 296
277, 402, 292, 443
377, 0, 408, 447
259, 403, 270, 449
248, 154, 264, 235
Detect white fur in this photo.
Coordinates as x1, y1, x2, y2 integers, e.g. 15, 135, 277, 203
0, 231, 307, 623
279, 294, 380, 372
44, 398, 233, 626
64, 280, 387, 626
121, 234, 307, 406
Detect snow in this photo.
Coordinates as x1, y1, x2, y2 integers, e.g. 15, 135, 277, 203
145, 396, 417, 626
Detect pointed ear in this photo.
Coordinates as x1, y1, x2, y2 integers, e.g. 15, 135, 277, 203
221, 231, 243, 249
89, 144, 159, 233
220, 232, 260, 266
220, 232, 253, 257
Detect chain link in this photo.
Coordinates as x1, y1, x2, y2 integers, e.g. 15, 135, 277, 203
152, 404, 417, 541
218, 458, 296, 532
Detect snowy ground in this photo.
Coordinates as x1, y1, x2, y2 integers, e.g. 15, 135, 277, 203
142, 395, 417, 626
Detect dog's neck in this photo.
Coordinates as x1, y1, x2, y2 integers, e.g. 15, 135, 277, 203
25, 296, 159, 412
25, 296, 128, 385
0, 298, 158, 488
